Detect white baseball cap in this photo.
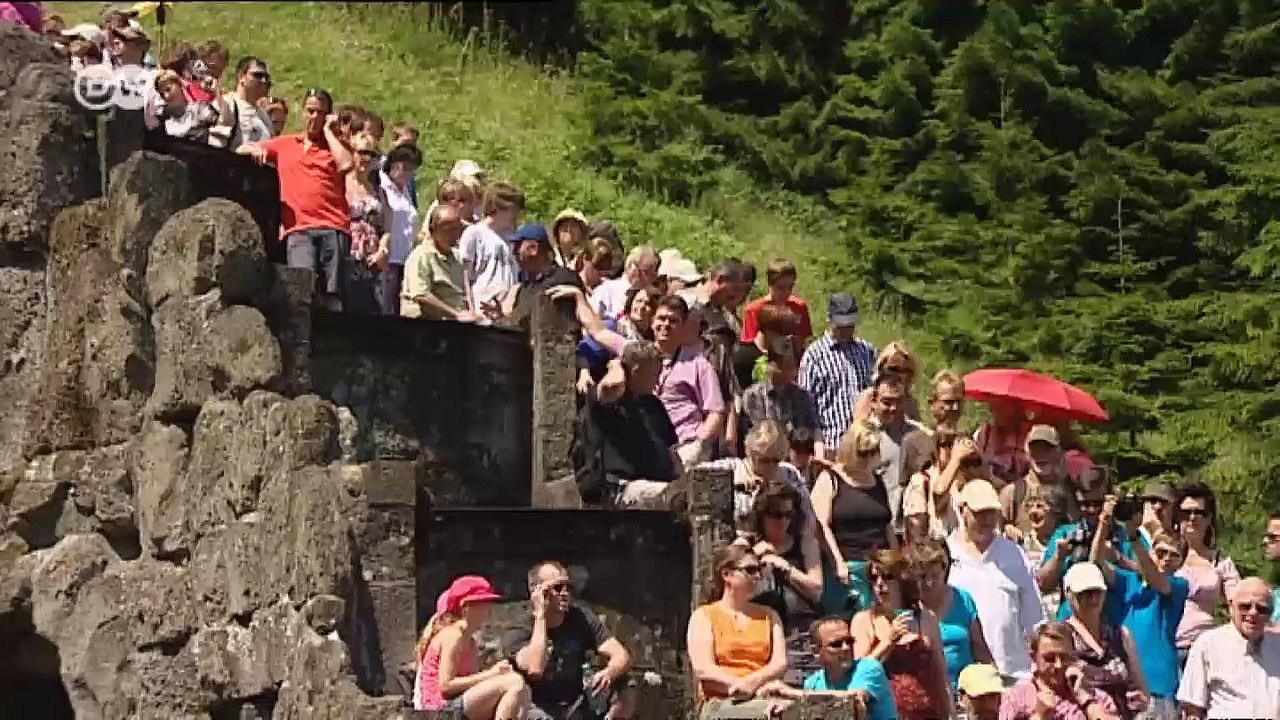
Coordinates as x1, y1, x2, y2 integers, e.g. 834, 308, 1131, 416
959, 480, 1002, 512
62, 23, 106, 47
1063, 561, 1108, 594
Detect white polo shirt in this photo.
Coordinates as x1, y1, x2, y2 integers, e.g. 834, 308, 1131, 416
1178, 623, 1280, 719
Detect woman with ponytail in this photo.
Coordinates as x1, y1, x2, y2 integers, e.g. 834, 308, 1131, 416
414, 575, 530, 719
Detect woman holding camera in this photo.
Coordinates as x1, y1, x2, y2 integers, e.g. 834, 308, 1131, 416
851, 549, 952, 720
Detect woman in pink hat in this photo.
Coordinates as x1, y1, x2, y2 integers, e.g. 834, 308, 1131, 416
414, 575, 530, 719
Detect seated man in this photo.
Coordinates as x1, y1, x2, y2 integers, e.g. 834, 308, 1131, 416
514, 561, 635, 720
759, 614, 898, 720
572, 342, 683, 508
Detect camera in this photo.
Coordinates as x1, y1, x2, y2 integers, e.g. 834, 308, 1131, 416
192, 59, 209, 78
1113, 494, 1140, 523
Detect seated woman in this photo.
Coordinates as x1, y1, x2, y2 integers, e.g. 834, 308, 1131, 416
687, 545, 790, 719
910, 540, 993, 697
702, 420, 816, 526
415, 575, 530, 719
853, 342, 922, 423
810, 419, 896, 616
737, 480, 825, 684
850, 549, 952, 720
999, 623, 1121, 720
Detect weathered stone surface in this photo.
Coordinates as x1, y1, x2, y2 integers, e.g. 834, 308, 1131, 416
531, 295, 581, 508
146, 198, 270, 310
0, 251, 47, 472
149, 294, 282, 421
24, 153, 195, 457
6, 445, 137, 555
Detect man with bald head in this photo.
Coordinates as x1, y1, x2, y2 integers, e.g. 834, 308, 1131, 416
399, 203, 478, 321
1178, 576, 1280, 719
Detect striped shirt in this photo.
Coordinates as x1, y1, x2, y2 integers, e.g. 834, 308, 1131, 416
798, 332, 876, 448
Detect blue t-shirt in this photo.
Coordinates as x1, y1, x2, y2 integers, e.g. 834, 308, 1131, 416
1043, 522, 1149, 625
940, 587, 979, 692
1272, 589, 1280, 624
803, 658, 898, 720
1118, 570, 1188, 698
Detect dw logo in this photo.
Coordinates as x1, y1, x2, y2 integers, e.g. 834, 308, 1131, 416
73, 64, 150, 112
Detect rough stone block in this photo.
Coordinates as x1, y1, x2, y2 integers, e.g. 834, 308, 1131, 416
310, 311, 532, 506
530, 295, 580, 508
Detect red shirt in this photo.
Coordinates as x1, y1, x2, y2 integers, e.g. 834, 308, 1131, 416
262, 134, 350, 237
740, 295, 813, 343
183, 78, 216, 103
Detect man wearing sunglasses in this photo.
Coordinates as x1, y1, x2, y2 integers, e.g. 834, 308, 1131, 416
1178, 576, 1280, 720
756, 615, 897, 720
513, 561, 635, 720
210, 56, 274, 151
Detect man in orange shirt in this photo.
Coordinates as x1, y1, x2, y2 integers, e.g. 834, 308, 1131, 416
740, 258, 814, 348
238, 88, 354, 310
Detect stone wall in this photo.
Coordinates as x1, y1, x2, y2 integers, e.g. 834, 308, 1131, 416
420, 507, 694, 718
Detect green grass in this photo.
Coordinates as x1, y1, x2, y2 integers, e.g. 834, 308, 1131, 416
55, 1, 948, 385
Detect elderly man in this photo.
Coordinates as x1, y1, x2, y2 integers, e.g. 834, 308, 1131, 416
588, 244, 660, 321
400, 204, 477, 321
947, 480, 1045, 682
1178, 576, 1280, 719
514, 561, 635, 720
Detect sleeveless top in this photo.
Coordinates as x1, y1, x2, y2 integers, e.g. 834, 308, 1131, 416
1070, 622, 1132, 719
700, 602, 776, 700
347, 189, 385, 260
938, 586, 978, 692
883, 632, 949, 720
415, 636, 479, 711
828, 471, 892, 561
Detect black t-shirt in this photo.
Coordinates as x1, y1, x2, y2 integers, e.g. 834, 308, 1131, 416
511, 264, 583, 329
586, 392, 679, 482
514, 605, 612, 706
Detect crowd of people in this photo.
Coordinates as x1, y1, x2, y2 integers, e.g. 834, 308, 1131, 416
9, 6, 1280, 720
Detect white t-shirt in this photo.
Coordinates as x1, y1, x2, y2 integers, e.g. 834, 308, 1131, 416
213, 93, 273, 150
381, 173, 420, 266
459, 222, 517, 308
588, 275, 631, 321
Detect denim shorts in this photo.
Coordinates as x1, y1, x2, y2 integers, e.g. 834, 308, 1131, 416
286, 228, 347, 296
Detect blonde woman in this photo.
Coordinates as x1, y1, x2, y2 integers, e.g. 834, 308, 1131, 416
810, 418, 896, 616
854, 342, 922, 423
701, 420, 816, 526
415, 575, 529, 718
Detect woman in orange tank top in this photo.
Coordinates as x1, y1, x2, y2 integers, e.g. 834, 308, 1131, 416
687, 544, 790, 719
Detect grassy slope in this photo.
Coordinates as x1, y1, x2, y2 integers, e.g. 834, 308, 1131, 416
54, 1, 944, 373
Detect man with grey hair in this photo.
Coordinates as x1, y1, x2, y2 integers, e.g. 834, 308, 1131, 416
514, 560, 635, 719
588, 244, 661, 321
399, 203, 478, 321
1179, 576, 1280, 720
571, 340, 684, 508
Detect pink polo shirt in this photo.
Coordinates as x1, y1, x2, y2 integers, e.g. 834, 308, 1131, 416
656, 345, 724, 444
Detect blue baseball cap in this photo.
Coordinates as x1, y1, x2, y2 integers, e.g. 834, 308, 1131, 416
511, 222, 550, 247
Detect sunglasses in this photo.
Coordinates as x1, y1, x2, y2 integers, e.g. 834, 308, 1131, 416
824, 637, 853, 651
1237, 601, 1273, 615
250, 70, 272, 83
547, 582, 572, 594
1179, 507, 1208, 518
1266, 532, 1280, 542
735, 564, 763, 577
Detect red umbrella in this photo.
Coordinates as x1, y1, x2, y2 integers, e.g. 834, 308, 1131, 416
962, 368, 1109, 423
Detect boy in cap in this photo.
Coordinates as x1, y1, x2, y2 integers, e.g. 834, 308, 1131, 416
957, 663, 1004, 720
